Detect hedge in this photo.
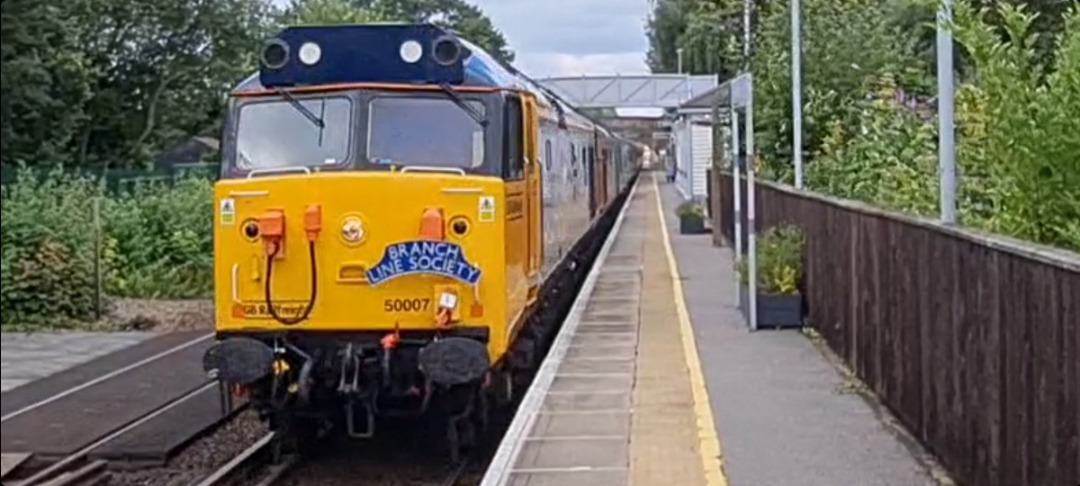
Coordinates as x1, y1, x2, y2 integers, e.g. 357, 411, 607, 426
1, 167, 214, 328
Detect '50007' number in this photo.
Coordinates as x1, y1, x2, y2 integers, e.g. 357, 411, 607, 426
384, 298, 431, 312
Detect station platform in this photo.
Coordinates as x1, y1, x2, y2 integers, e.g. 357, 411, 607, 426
483, 172, 948, 486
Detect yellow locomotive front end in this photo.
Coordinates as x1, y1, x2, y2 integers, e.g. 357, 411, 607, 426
214, 171, 511, 351
203, 23, 542, 460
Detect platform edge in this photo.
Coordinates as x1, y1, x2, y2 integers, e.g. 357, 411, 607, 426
479, 177, 641, 486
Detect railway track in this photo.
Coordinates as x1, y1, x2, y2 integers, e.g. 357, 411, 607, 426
187, 432, 295, 486
189, 430, 477, 486
2, 380, 233, 486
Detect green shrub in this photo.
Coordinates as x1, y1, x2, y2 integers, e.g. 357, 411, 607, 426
103, 177, 214, 298
736, 223, 805, 294
749, 0, 1079, 253
676, 200, 706, 220
1, 167, 214, 328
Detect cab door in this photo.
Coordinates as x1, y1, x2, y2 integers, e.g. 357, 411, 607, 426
521, 95, 542, 291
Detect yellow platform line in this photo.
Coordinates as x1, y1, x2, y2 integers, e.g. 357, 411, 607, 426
652, 173, 729, 486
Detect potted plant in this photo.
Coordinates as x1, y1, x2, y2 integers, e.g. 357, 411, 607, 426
676, 201, 706, 234
735, 224, 805, 329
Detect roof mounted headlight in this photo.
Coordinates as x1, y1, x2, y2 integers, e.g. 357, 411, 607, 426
400, 40, 423, 64
298, 42, 322, 66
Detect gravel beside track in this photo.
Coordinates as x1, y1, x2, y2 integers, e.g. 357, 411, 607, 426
103, 299, 214, 332
108, 410, 268, 486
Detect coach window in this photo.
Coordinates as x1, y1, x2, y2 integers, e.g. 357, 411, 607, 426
503, 96, 525, 180
544, 139, 553, 171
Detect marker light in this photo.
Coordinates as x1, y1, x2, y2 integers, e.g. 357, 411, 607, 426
432, 36, 461, 66
341, 217, 364, 243
298, 42, 322, 65
400, 40, 423, 64
261, 39, 289, 69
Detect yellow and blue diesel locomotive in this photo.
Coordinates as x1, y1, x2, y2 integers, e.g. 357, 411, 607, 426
202, 23, 640, 460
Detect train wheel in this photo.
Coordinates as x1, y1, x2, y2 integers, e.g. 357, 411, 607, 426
271, 411, 324, 461
443, 382, 482, 463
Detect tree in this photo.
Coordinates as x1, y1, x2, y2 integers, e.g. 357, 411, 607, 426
1, 0, 95, 167
283, 0, 381, 25
1, 0, 274, 170
645, 0, 690, 72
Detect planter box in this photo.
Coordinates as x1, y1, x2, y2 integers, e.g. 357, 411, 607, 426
738, 286, 803, 329
679, 216, 706, 234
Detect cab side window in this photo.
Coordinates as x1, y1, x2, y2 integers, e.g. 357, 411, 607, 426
503, 96, 525, 180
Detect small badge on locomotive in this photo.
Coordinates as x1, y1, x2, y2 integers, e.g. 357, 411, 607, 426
478, 195, 495, 222
365, 240, 481, 286
219, 198, 236, 225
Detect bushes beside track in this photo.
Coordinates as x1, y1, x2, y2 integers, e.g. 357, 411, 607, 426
1, 167, 214, 329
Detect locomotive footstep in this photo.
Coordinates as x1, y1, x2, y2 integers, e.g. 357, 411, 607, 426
418, 337, 490, 386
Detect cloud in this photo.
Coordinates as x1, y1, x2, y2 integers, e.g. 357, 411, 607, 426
515, 52, 649, 79
470, 0, 652, 77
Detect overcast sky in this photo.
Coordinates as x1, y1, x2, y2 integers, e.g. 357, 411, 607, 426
469, 0, 651, 77
269, 0, 652, 78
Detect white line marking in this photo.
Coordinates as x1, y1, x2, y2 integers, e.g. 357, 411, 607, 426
554, 373, 633, 378
566, 331, 637, 337
1, 333, 214, 423
510, 466, 628, 474
537, 409, 630, 415
563, 356, 635, 362
525, 435, 627, 441
480, 179, 639, 486
545, 390, 630, 396
567, 343, 636, 349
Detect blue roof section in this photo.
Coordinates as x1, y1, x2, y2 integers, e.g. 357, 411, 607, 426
259, 24, 465, 88
459, 37, 519, 88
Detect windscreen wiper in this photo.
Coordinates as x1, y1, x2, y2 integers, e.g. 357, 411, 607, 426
438, 83, 487, 127
275, 88, 325, 129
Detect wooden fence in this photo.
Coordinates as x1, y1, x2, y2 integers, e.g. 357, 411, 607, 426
712, 171, 1079, 486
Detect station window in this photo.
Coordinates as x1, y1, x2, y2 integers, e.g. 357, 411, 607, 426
503, 96, 525, 180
